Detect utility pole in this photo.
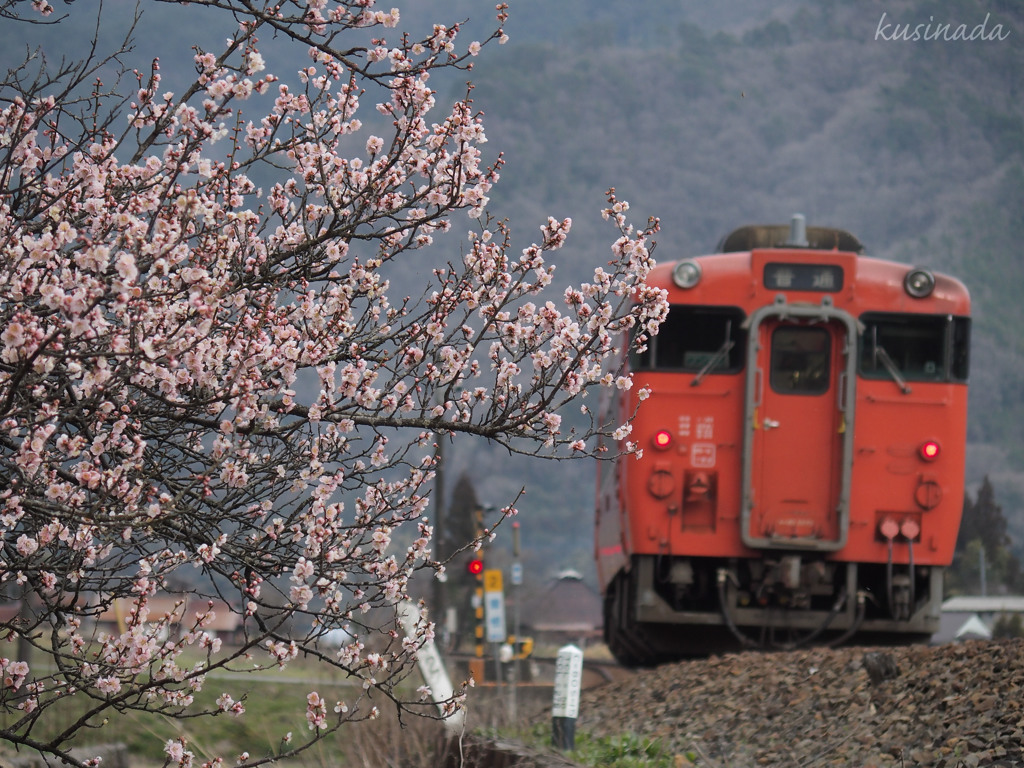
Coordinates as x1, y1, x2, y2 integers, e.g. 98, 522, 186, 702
509, 520, 522, 721
980, 545, 987, 597
431, 434, 446, 642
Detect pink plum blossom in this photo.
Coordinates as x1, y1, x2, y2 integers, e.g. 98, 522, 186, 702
0, 1, 665, 766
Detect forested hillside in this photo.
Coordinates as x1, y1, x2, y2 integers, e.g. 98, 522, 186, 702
3, 0, 1022, 593
439, 0, 1024, 585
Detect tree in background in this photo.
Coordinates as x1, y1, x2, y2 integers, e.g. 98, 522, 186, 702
445, 474, 486, 566
0, 1, 668, 765
948, 477, 1024, 596
443, 473, 487, 648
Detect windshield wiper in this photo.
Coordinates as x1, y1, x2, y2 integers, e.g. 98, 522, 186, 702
872, 342, 913, 393
691, 322, 734, 387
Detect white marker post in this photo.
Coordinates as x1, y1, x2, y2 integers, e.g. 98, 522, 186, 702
551, 644, 583, 750
398, 601, 466, 734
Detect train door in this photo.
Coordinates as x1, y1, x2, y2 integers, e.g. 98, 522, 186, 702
741, 301, 857, 551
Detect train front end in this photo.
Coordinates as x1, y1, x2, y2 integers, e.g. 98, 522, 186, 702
596, 217, 970, 664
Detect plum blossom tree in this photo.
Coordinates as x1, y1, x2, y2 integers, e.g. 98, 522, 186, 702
0, 0, 667, 765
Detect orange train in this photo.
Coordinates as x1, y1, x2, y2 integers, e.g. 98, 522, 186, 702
596, 216, 970, 664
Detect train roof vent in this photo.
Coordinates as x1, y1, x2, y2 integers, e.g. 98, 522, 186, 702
787, 213, 808, 246
717, 220, 865, 254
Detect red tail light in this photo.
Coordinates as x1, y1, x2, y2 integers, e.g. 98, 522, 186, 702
919, 440, 940, 461
653, 430, 673, 450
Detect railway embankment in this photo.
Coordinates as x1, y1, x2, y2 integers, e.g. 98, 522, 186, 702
571, 638, 1024, 766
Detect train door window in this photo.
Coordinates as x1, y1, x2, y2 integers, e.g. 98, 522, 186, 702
859, 313, 970, 383
769, 326, 831, 395
633, 306, 746, 373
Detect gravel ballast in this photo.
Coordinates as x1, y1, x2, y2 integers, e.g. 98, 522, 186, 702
572, 639, 1024, 766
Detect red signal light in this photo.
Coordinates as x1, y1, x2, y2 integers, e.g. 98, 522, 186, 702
653, 430, 673, 450
466, 558, 484, 576
919, 440, 940, 461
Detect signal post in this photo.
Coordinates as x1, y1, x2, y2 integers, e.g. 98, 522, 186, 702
484, 567, 507, 691
465, 552, 485, 681
463, 510, 532, 696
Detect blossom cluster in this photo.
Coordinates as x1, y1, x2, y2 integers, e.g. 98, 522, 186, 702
0, 1, 666, 765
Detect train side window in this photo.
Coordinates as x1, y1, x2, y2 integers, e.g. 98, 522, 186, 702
951, 317, 971, 382
858, 313, 970, 383
633, 306, 746, 373
769, 326, 831, 395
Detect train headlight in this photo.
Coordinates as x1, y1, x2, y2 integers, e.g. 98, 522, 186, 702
672, 260, 702, 289
653, 430, 673, 450
919, 440, 940, 461
904, 268, 935, 298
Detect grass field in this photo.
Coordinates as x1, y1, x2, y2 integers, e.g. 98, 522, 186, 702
1, 659, 457, 768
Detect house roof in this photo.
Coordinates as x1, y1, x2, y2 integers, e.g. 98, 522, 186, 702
955, 614, 992, 640
97, 596, 240, 632
0, 601, 21, 622
941, 595, 1024, 614
525, 574, 602, 633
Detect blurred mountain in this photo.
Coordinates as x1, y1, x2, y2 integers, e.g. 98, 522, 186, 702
447, 0, 1024, 579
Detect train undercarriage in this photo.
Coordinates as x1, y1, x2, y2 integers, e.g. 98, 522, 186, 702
604, 554, 941, 665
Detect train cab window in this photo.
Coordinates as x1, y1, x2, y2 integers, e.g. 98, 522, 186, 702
859, 313, 971, 383
633, 306, 746, 374
951, 316, 971, 381
770, 326, 831, 395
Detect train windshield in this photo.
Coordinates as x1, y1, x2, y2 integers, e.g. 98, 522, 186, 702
858, 313, 970, 383
633, 306, 746, 374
